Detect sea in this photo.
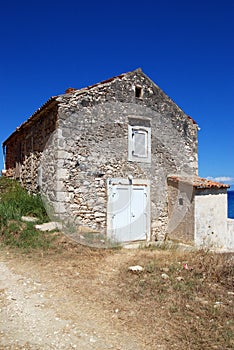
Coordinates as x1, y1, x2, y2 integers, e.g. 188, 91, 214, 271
228, 191, 234, 219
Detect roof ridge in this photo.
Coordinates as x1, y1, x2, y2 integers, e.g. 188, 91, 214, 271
168, 175, 230, 189
64, 68, 142, 94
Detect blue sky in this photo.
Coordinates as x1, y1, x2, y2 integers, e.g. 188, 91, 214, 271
0, 0, 233, 188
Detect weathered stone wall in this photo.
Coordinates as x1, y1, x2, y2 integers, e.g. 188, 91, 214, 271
4, 70, 198, 241
4, 105, 58, 192
40, 70, 198, 240
167, 180, 195, 243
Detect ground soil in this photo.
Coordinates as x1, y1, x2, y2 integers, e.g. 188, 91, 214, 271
0, 234, 233, 350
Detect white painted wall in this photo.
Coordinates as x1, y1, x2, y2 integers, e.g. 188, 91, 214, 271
195, 190, 228, 250
226, 219, 234, 251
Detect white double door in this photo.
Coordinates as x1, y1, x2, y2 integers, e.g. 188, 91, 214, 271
107, 179, 150, 242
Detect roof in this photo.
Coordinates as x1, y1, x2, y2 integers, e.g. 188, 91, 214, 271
3, 96, 58, 146
168, 175, 230, 189
3, 68, 198, 146
2, 69, 135, 146
65, 70, 128, 94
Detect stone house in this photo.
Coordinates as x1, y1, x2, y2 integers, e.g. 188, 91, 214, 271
2, 68, 232, 248
167, 176, 233, 250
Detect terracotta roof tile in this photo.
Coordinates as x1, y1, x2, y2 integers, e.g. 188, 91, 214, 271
3, 68, 198, 146
3, 96, 58, 146
64, 71, 130, 95
187, 115, 197, 125
167, 175, 230, 189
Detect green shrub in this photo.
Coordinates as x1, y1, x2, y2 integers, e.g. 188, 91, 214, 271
0, 178, 48, 222
3, 221, 54, 250
0, 177, 52, 250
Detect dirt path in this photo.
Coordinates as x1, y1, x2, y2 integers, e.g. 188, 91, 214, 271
1, 236, 233, 350
0, 245, 149, 350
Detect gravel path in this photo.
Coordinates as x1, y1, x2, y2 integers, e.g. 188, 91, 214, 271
0, 251, 143, 350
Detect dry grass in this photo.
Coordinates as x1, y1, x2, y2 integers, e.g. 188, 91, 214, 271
116, 248, 234, 349
1, 235, 233, 350
1, 178, 232, 348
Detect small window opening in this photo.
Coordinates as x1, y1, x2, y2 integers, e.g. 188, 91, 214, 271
128, 122, 151, 163
132, 129, 147, 158
135, 86, 143, 98
179, 198, 183, 205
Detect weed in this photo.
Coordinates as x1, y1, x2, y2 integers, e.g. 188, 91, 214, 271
169, 305, 179, 313
0, 178, 48, 222
0, 177, 51, 250
145, 261, 155, 273
119, 249, 234, 349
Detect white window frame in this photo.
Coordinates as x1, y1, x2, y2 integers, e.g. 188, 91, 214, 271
128, 125, 151, 163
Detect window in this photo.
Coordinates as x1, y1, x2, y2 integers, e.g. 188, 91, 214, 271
135, 85, 143, 98
132, 129, 148, 158
128, 118, 151, 163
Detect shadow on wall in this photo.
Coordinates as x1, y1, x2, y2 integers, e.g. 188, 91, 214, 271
228, 190, 234, 219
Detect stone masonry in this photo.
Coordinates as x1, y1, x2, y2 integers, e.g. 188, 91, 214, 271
3, 69, 198, 242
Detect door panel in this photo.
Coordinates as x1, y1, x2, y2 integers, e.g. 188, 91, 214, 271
129, 186, 147, 241
112, 186, 131, 242
108, 181, 149, 242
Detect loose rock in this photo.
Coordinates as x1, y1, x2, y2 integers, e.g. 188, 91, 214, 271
128, 265, 144, 273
